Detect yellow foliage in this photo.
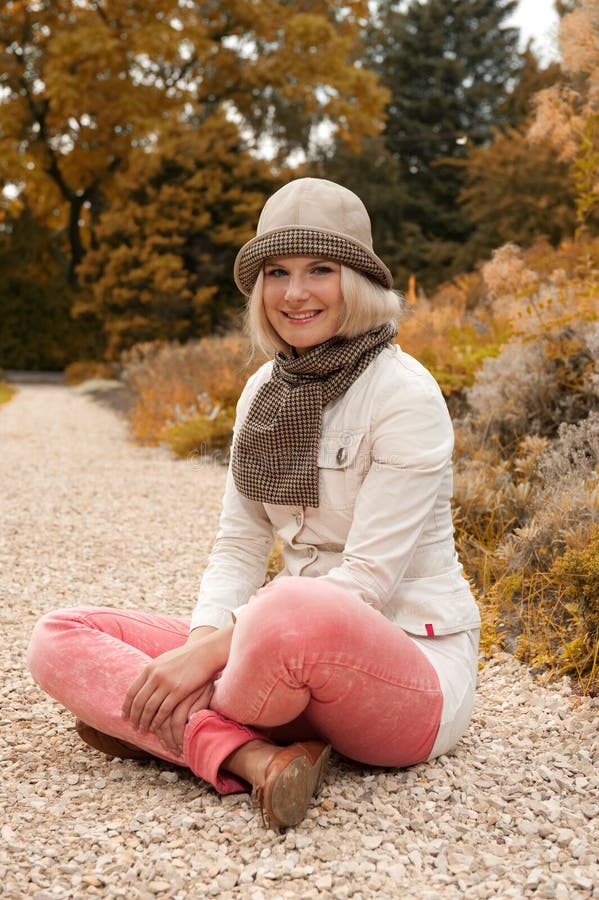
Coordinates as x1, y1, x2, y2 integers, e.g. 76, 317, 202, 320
75, 111, 277, 357
482, 239, 599, 339
0, 383, 16, 405
0, 0, 387, 271
398, 270, 512, 401
163, 413, 235, 461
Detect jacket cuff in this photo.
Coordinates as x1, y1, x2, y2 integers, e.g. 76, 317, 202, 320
189, 603, 246, 632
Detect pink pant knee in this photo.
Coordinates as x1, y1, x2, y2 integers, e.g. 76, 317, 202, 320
212, 577, 443, 767
27, 607, 189, 763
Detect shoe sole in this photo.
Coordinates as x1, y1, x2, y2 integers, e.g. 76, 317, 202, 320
267, 744, 331, 828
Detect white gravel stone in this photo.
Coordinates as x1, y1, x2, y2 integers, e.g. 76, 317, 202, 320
1, 385, 598, 899
362, 834, 383, 850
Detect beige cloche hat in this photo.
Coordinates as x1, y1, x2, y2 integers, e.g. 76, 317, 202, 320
234, 178, 393, 296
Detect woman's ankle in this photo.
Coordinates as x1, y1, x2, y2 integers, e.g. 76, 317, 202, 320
222, 739, 278, 788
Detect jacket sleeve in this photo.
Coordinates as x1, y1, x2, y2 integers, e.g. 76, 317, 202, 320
316, 371, 455, 610
190, 366, 275, 631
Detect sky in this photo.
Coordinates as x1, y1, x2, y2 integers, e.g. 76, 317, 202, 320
507, 0, 561, 63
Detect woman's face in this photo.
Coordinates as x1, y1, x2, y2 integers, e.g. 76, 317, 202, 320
262, 256, 344, 354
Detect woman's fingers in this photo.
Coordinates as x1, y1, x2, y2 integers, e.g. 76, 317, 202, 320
145, 672, 210, 735
154, 713, 178, 754
121, 669, 146, 723
137, 688, 172, 734
162, 700, 191, 752
122, 673, 160, 730
153, 683, 215, 754
187, 683, 214, 720
122, 664, 181, 732
122, 639, 220, 736
171, 682, 215, 747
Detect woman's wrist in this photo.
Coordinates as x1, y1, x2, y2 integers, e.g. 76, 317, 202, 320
186, 623, 234, 670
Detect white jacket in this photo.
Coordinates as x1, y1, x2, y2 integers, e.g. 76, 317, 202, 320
191, 344, 481, 636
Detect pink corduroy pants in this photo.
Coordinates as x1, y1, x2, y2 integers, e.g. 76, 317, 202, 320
27, 577, 443, 794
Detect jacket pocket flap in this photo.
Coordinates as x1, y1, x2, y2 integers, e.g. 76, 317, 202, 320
318, 432, 366, 469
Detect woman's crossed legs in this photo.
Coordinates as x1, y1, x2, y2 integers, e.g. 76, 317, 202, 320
27, 577, 443, 794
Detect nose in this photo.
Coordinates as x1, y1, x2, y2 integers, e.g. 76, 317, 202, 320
284, 272, 310, 303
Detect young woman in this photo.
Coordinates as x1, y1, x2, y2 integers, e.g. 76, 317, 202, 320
28, 178, 480, 830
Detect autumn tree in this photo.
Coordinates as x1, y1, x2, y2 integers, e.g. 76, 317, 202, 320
499, 46, 562, 126
529, 0, 599, 231
76, 112, 278, 358
456, 50, 576, 268
0, 0, 387, 283
456, 127, 578, 266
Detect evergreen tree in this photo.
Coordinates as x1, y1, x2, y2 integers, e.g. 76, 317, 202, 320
312, 136, 414, 289
368, 0, 522, 288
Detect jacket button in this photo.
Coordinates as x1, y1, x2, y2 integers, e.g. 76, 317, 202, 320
295, 513, 302, 526
336, 447, 347, 465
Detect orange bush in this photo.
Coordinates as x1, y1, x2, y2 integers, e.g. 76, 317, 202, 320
121, 335, 265, 446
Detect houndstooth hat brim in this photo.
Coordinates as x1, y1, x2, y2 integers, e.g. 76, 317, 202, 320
234, 226, 393, 296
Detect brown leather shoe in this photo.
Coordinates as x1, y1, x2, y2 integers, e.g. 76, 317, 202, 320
74, 719, 154, 761
253, 741, 330, 830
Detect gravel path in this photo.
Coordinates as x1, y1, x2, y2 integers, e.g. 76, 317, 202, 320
1, 385, 597, 900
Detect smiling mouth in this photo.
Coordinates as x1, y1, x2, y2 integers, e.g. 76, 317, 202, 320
284, 310, 322, 321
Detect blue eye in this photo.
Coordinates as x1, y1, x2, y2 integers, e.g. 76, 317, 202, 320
313, 265, 333, 275
265, 268, 287, 278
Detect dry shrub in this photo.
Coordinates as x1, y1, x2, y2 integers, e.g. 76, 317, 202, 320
501, 414, 599, 569
454, 237, 599, 692
64, 360, 119, 386
466, 329, 597, 448
398, 270, 511, 414
121, 333, 264, 449
163, 412, 235, 462
467, 242, 598, 448
550, 525, 599, 689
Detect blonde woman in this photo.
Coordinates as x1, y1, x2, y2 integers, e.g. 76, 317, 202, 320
28, 179, 480, 830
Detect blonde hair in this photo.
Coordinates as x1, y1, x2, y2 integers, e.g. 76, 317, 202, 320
246, 265, 403, 357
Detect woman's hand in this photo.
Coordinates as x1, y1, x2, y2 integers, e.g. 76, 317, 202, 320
122, 625, 233, 754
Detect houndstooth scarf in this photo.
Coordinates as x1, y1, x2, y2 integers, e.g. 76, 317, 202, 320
232, 323, 397, 507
